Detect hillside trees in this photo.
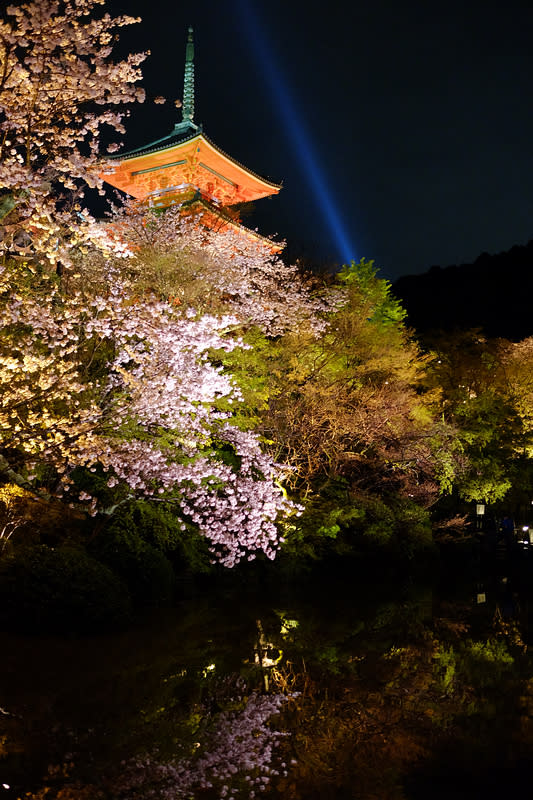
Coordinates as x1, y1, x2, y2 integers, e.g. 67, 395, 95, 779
230, 259, 460, 558
425, 331, 533, 507
92, 209, 460, 556
0, 0, 472, 576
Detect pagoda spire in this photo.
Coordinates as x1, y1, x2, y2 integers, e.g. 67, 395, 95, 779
171, 26, 199, 136
182, 26, 195, 124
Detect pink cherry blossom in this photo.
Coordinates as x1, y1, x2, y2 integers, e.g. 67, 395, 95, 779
113, 684, 293, 799
0, 0, 146, 265
102, 201, 344, 336
0, 265, 297, 564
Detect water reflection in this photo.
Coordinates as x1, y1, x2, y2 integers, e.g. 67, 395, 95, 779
1, 564, 533, 799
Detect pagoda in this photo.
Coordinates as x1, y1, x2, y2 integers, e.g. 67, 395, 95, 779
101, 28, 282, 251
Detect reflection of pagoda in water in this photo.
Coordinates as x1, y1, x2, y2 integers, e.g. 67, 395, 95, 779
101, 28, 282, 251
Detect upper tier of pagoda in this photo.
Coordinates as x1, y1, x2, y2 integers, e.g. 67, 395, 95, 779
101, 28, 281, 229
101, 128, 281, 209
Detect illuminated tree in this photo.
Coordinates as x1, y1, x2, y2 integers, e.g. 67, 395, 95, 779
80, 200, 339, 336
263, 260, 451, 500
501, 336, 533, 445
0, 0, 145, 264
245, 259, 460, 556
424, 330, 532, 504
0, 263, 295, 566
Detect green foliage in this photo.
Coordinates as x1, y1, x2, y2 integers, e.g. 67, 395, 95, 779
0, 545, 131, 632
260, 260, 449, 516
69, 464, 131, 511
433, 645, 457, 694
359, 495, 433, 558
89, 527, 176, 607
214, 326, 277, 430
89, 500, 216, 606
391, 497, 435, 557
429, 425, 464, 496
280, 481, 366, 562
218, 291, 446, 565
101, 500, 213, 574
0, 257, 60, 298
461, 638, 514, 689
458, 456, 512, 504
337, 258, 407, 329
281, 486, 434, 564
434, 638, 514, 695
425, 331, 533, 506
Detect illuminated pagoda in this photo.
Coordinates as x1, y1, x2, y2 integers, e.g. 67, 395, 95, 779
101, 27, 282, 251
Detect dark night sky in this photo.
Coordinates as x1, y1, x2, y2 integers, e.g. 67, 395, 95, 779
105, 0, 533, 281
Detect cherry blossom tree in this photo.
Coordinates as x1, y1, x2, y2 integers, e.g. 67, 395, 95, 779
0, 0, 146, 264
0, 260, 296, 565
0, 0, 311, 566
89, 201, 342, 336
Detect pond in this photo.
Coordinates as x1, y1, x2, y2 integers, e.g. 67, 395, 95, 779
2, 549, 533, 799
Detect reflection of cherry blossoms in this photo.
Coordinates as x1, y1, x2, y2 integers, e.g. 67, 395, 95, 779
114, 689, 293, 799
0, 272, 296, 565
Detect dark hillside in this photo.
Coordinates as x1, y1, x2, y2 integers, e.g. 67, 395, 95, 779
393, 240, 533, 341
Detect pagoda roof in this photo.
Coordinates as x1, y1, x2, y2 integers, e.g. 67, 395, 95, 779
109, 124, 202, 160
101, 129, 281, 206
99, 27, 283, 245
112, 127, 280, 191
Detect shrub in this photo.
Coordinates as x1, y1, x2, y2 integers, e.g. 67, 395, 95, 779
281, 489, 435, 566
460, 638, 514, 689
393, 497, 434, 558
103, 501, 213, 574
0, 545, 131, 633
89, 528, 176, 607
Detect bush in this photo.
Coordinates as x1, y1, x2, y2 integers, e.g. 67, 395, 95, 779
281, 489, 435, 567
460, 638, 514, 689
0, 545, 131, 633
89, 528, 176, 607
393, 498, 435, 558
279, 481, 366, 564
103, 501, 213, 574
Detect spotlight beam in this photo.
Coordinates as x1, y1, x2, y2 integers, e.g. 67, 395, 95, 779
236, 1, 357, 264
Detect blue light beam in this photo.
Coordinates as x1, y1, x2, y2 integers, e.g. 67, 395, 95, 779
236, 0, 358, 264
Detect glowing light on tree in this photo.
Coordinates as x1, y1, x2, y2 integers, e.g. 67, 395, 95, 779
0, 0, 146, 264
0, 268, 297, 566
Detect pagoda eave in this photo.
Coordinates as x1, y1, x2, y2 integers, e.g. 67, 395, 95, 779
182, 197, 284, 253
100, 132, 281, 207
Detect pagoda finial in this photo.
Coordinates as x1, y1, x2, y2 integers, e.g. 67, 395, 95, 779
182, 26, 195, 124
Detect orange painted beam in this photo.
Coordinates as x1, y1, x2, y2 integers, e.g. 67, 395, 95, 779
101, 133, 280, 207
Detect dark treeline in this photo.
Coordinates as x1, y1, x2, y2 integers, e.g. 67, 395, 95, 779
393, 240, 533, 341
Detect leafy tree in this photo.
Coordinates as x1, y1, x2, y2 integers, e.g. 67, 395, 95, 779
264, 261, 449, 494
424, 330, 533, 505
251, 259, 457, 557
0, 258, 297, 566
